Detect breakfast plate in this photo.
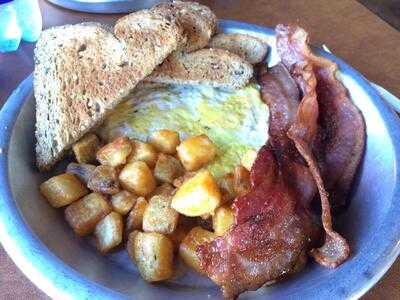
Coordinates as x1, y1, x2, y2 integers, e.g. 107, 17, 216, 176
1, 20, 400, 300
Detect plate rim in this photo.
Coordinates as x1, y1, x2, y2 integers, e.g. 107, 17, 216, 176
1, 19, 400, 300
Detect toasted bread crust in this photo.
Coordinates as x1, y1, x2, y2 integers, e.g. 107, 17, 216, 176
209, 33, 269, 64
152, 0, 217, 52
35, 12, 184, 171
147, 48, 253, 89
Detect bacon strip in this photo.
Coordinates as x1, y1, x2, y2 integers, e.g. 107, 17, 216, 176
198, 146, 311, 299
276, 24, 364, 267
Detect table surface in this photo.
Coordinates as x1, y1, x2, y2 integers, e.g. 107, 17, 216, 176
0, 0, 399, 299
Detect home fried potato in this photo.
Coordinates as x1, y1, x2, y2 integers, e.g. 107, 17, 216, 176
95, 212, 123, 253
72, 133, 100, 164
130, 231, 174, 282
167, 218, 194, 252
110, 190, 137, 215
176, 135, 216, 171
171, 170, 221, 216
241, 149, 257, 171
40, 173, 89, 208
126, 197, 148, 233
233, 165, 251, 196
96, 136, 132, 167
149, 129, 180, 154
119, 161, 156, 196
150, 183, 175, 198
126, 230, 140, 262
66, 163, 96, 185
179, 226, 215, 274
213, 205, 234, 236
87, 165, 120, 195
218, 172, 236, 204
143, 195, 179, 234
128, 140, 158, 168
154, 153, 184, 184
65, 192, 111, 236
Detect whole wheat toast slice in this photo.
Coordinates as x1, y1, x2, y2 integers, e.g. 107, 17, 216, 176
152, 0, 217, 52
34, 11, 183, 171
146, 48, 253, 89
209, 33, 269, 64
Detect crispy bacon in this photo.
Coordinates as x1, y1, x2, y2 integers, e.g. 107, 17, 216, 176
197, 25, 365, 299
276, 24, 364, 267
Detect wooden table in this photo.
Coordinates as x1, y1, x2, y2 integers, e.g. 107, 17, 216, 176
0, 0, 399, 299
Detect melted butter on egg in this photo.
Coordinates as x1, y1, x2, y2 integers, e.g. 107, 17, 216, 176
99, 83, 269, 178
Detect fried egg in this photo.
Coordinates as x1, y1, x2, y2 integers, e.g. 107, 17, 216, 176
98, 83, 269, 178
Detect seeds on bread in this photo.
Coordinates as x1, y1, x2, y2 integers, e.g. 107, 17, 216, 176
146, 48, 253, 89
209, 33, 269, 64
152, 0, 217, 52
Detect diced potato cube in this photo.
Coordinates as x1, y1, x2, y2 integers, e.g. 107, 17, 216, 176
233, 166, 251, 196
126, 197, 148, 233
131, 231, 174, 282
87, 165, 120, 195
97, 136, 132, 167
143, 195, 179, 234
149, 129, 180, 154
150, 183, 175, 198
65, 192, 111, 236
40, 173, 88, 208
72, 133, 100, 164
154, 154, 184, 183
179, 226, 215, 273
128, 140, 158, 168
126, 230, 140, 262
95, 212, 123, 253
218, 172, 236, 204
176, 135, 216, 171
241, 149, 257, 171
110, 190, 137, 215
213, 206, 234, 236
119, 161, 156, 196
172, 172, 195, 188
171, 170, 221, 217
66, 163, 96, 185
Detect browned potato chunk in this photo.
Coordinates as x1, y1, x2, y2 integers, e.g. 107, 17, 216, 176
65, 192, 111, 236
149, 129, 180, 154
110, 190, 137, 215
241, 149, 257, 171
218, 172, 236, 204
150, 183, 175, 198
126, 197, 148, 233
119, 161, 156, 196
72, 133, 100, 164
143, 195, 179, 234
126, 230, 140, 262
233, 166, 251, 196
95, 212, 123, 253
176, 135, 216, 171
179, 226, 215, 273
87, 165, 120, 195
154, 154, 184, 184
171, 170, 221, 217
40, 173, 88, 208
213, 205, 234, 236
131, 231, 174, 282
128, 140, 158, 168
96, 136, 132, 167
66, 163, 96, 185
